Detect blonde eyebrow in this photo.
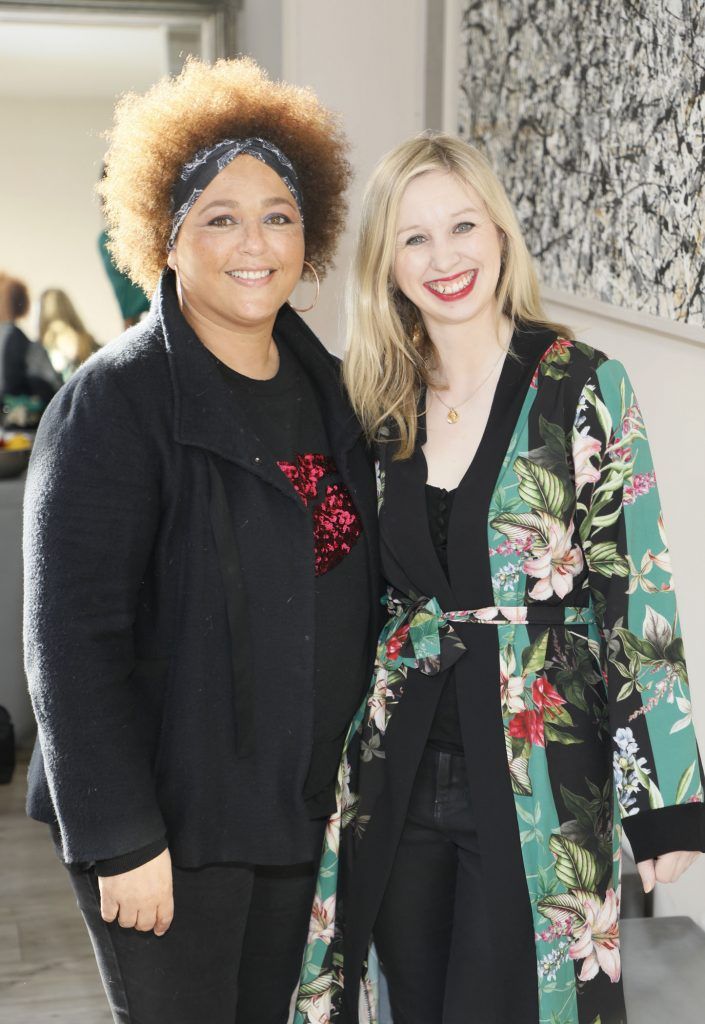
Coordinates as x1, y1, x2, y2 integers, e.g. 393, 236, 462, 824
396, 207, 481, 235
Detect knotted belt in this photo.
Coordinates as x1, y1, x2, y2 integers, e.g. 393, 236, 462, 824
378, 587, 596, 676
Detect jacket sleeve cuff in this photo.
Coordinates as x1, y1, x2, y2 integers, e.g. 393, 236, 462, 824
622, 803, 705, 862
94, 837, 168, 877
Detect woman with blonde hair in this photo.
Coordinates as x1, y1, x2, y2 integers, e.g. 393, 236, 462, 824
38, 287, 98, 379
296, 132, 704, 1024
24, 58, 378, 1024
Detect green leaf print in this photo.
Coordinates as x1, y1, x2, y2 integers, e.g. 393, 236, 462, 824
675, 761, 697, 804
538, 889, 591, 927
410, 611, 441, 659
633, 760, 664, 809
505, 728, 533, 796
544, 723, 583, 745
615, 610, 689, 689
665, 637, 688, 682
514, 456, 568, 518
297, 973, 338, 998
522, 630, 550, 676
583, 385, 613, 443
490, 510, 547, 543
586, 541, 629, 579
542, 361, 569, 382
548, 834, 599, 891
615, 629, 660, 664
616, 680, 635, 701
539, 415, 568, 457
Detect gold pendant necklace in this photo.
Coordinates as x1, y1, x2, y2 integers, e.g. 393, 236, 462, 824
431, 346, 507, 425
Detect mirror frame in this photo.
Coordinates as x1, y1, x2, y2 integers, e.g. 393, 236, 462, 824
0, 0, 240, 56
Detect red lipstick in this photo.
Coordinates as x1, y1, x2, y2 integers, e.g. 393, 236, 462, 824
423, 269, 478, 303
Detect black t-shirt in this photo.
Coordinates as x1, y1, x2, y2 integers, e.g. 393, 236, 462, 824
217, 342, 370, 816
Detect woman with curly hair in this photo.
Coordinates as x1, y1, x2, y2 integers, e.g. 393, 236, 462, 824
296, 133, 703, 1024
23, 58, 379, 1024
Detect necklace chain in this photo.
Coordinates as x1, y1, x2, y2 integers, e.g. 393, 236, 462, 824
430, 346, 507, 424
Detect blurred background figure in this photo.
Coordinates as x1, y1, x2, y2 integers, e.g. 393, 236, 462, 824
0, 271, 61, 418
98, 165, 151, 329
38, 287, 98, 381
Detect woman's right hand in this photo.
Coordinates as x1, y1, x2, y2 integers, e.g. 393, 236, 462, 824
98, 848, 174, 935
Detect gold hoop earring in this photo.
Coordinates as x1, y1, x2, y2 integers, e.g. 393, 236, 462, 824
288, 261, 320, 313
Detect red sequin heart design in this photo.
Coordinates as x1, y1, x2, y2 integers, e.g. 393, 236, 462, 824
277, 454, 362, 576
277, 453, 337, 507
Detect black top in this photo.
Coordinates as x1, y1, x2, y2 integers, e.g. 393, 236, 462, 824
216, 344, 370, 816
425, 485, 463, 753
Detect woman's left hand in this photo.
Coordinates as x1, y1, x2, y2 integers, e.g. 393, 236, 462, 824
637, 851, 701, 893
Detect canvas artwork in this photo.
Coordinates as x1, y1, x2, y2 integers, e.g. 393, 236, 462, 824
456, 0, 705, 326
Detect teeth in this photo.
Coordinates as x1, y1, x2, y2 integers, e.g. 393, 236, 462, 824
427, 270, 476, 295
228, 269, 272, 280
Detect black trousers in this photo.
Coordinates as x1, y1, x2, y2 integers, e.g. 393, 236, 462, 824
67, 858, 317, 1024
373, 746, 496, 1024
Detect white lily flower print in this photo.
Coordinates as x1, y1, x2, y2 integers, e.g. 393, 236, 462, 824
572, 430, 602, 494
308, 894, 336, 946
500, 645, 526, 716
523, 515, 584, 601
670, 696, 692, 734
569, 887, 621, 983
305, 990, 333, 1024
367, 666, 391, 734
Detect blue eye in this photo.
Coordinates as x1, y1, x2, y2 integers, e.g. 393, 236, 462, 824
454, 221, 475, 233
405, 234, 426, 246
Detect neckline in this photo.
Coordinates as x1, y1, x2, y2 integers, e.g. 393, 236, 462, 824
425, 483, 458, 496
419, 335, 516, 495
215, 340, 300, 396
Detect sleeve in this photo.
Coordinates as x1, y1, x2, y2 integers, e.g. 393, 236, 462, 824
95, 836, 168, 877
572, 357, 705, 862
23, 369, 167, 864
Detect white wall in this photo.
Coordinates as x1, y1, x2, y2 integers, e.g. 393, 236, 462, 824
279, 0, 427, 351
235, 0, 283, 78
0, 96, 126, 344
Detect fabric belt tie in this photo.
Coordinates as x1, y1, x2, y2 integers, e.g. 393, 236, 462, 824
379, 587, 596, 677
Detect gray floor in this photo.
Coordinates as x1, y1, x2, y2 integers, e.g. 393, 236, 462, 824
0, 754, 111, 1022
2, 754, 703, 1023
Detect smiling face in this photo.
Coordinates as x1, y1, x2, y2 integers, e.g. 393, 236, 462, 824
393, 169, 504, 337
167, 154, 305, 334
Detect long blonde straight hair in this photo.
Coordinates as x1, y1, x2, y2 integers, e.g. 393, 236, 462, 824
343, 132, 573, 458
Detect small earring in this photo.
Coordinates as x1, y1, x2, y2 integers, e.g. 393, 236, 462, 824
288, 261, 320, 313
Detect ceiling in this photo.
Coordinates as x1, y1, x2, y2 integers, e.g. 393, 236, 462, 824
0, 19, 195, 98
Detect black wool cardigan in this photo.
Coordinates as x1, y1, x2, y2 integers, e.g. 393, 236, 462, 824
24, 270, 381, 868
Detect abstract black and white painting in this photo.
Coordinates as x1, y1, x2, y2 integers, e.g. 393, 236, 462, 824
456, 0, 704, 326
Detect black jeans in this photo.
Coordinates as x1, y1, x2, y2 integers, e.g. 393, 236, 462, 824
374, 746, 496, 1024
67, 858, 317, 1024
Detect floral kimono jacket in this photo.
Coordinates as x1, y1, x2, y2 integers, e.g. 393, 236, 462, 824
296, 328, 705, 1024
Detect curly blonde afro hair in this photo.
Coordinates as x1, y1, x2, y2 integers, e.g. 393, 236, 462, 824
99, 58, 352, 293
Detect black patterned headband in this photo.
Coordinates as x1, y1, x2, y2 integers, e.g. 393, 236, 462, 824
167, 136, 304, 251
